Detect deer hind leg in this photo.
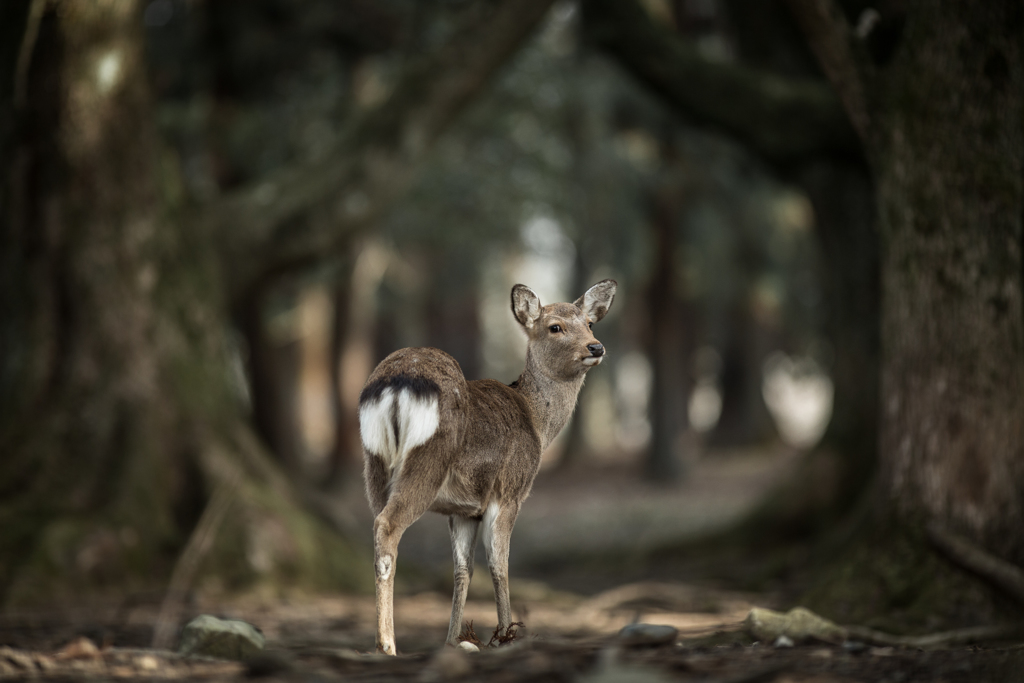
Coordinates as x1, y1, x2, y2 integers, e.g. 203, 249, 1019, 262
445, 515, 480, 645
482, 500, 521, 636
372, 453, 446, 655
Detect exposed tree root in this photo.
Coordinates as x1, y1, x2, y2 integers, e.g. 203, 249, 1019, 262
927, 523, 1024, 609
845, 622, 1024, 649
747, 605, 1023, 649
151, 469, 239, 649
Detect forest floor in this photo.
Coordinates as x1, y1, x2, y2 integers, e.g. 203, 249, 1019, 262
1, 447, 1020, 681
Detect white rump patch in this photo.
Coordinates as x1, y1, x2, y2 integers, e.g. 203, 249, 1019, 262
359, 388, 397, 459
396, 390, 440, 456
359, 386, 439, 476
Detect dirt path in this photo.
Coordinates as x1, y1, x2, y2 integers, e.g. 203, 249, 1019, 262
2, 450, 1018, 680
0, 588, 1019, 682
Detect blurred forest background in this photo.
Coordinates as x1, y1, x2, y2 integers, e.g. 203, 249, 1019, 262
1, 0, 1022, 647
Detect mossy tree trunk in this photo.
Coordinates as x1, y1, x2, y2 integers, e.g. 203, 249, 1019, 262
788, 0, 1024, 627
0, 0, 369, 605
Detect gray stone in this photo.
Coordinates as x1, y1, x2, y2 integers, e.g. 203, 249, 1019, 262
178, 615, 265, 661
773, 635, 795, 648
617, 623, 679, 647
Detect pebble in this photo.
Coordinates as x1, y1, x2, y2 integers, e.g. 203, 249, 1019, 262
773, 635, 795, 648
843, 640, 868, 653
617, 623, 679, 647
457, 641, 480, 653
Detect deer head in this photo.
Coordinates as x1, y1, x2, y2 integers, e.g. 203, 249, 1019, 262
511, 279, 617, 381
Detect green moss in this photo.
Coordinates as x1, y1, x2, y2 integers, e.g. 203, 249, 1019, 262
801, 518, 1019, 634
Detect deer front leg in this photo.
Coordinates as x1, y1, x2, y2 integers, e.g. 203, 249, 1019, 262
482, 501, 521, 635
445, 515, 480, 645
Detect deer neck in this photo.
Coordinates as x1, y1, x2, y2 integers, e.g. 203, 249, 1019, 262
514, 349, 586, 450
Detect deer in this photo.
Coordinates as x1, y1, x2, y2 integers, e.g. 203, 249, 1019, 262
358, 279, 617, 654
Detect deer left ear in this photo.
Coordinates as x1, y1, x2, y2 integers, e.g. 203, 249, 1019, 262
511, 284, 542, 329
575, 279, 617, 323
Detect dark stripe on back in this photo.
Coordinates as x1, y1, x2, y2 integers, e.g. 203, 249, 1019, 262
359, 375, 441, 406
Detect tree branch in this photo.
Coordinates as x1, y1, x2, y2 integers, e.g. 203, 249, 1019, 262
197, 0, 556, 298
783, 0, 872, 143
582, 0, 858, 166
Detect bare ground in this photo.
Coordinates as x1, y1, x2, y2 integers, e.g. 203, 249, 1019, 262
1, 448, 1020, 681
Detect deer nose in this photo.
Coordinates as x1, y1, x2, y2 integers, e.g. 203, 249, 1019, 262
587, 343, 604, 357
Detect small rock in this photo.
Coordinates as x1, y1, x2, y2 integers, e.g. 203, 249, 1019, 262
773, 635, 794, 648
843, 640, 867, 654
456, 641, 480, 653
617, 623, 679, 647
178, 615, 265, 661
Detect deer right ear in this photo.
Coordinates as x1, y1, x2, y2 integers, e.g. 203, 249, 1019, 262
511, 284, 542, 329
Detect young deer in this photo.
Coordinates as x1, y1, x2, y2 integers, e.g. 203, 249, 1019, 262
358, 280, 617, 654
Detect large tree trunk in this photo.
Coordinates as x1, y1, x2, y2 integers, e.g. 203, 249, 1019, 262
0, 1, 367, 604
791, 0, 1024, 628
874, 3, 1023, 556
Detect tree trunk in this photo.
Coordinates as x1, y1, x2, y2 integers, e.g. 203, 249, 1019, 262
0, 1, 367, 604
791, 0, 1024, 628
706, 297, 778, 448
237, 285, 306, 475
800, 160, 879, 510
645, 185, 691, 481
326, 257, 362, 486
874, 2, 1024, 558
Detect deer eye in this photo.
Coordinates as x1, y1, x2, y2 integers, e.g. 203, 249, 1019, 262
588, 322, 593, 330
548, 325, 562, 333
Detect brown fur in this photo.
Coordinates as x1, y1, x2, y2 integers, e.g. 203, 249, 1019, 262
359, 280, 617, 653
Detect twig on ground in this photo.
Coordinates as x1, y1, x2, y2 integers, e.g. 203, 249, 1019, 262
458, 622, 482, 646
488, 622, 525, 647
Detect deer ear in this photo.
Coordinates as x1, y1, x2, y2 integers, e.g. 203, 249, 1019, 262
575, 279, 617, 323
511, 284, 542, 329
